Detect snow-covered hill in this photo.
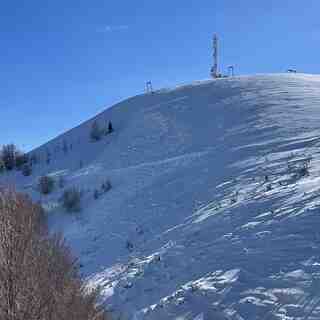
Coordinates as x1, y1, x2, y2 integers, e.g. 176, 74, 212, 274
3, 74, 320, 319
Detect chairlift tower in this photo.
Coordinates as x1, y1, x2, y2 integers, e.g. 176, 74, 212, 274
210, 34, 219, 78
228, 65, 234, 77
146, 81, 153, 94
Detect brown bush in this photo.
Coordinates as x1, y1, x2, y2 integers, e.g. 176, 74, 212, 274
0, 190, 110, 320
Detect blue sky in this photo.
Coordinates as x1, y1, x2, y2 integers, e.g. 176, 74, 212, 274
1, 0, 320, 151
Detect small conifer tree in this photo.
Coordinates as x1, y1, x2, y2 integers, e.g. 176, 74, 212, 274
108, 121, 114, 133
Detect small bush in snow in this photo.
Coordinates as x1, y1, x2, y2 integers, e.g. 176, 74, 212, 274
45, 149, 51, 165
93, 180, 112, 200
101, 180, 112, 193
126, 240, 134, 252
230, 191, 239, 204
0, 159, 5, 174
22, 163, 32, 176
62, 140, 68, 154
230, 198, 237, 204
136, 226, 144, 235
15, 153, 29, 170
58, 176, 66, 189
1, 144, 17, 170
38, 175, 55, 195
93, 189, 100, 200
61, 187, 81, 212
30, 153, 38, 166
297, 165, 309, 178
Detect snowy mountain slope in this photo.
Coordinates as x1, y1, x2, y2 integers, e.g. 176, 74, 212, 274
3, 74, 320, 319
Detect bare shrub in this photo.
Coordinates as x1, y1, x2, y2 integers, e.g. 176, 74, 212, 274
62, 139, 68, 154
93, 189, 100, 200
38, 175, 55, 195
61, 187, 81, 212
101, 180, 112, 193
15, 152, 29, 170
0, 159, 5, 174
297, 164, 309, 178
93, 180, 112, 200
58, 176, 66, 189
1, 144, 17, 170
0, 190, 110, 320
22, 163, 32, 176
30, 153, 38, 166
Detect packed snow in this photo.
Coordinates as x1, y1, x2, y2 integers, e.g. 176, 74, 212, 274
2, 74, 320, 319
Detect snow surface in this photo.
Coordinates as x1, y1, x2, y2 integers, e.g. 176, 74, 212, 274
3, 74, 320, 319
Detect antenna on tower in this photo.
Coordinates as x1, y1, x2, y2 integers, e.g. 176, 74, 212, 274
210, 34, 219, 78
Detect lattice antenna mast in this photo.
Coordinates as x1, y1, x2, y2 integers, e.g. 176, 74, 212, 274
211, 34, 219, 78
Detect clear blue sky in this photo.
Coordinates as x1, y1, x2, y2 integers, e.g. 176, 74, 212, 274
1, 0, 320, 151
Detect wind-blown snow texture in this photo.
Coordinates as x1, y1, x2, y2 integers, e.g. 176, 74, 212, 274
3, 74, 320, 319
